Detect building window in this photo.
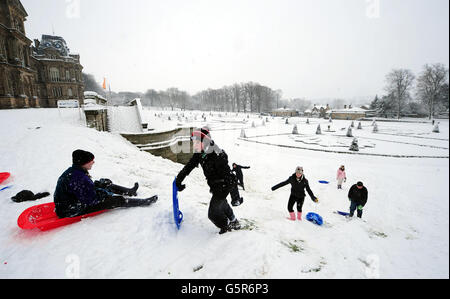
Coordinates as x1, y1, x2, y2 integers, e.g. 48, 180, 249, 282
49, 67, 60, 82
52, 87, 63, 98
0, 36, 5, 59
68, 88, 73, 97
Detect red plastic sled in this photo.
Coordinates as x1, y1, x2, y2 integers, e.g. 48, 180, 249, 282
17, 202, 107, 231
0, 172, 11, 185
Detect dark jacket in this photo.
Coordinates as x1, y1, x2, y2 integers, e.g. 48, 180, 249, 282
232, 165, 250, 180
348, 184, 368, 206
54, 165, 101, 218
272, 174, 316, 200
176, 143, 236, 193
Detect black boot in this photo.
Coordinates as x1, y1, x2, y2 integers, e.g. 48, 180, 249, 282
219, 218, 241, 234
109, 182, 139, 196
122, 195, 158, 207
229, 218, 241, 230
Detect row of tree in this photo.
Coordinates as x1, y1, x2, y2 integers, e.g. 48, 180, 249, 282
83, 74, 283, 112
370, 63, 449, 119
142, 83, 283, 113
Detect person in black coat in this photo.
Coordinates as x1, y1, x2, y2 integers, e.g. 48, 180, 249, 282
271, 166, 318, 221
175, 128, 241, 234
54, 150, 157, 218
348, 181, 368, 218
232, 163, 250, 190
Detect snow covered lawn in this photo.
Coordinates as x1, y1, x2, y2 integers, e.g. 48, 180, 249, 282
0, 108, 448, 278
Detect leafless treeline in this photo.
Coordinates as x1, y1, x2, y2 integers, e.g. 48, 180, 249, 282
143, 82, 282, 112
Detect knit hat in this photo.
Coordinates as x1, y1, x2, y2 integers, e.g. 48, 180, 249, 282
72, 149, 95, 166
357, 181, 364, 187
191, 127, 211, 142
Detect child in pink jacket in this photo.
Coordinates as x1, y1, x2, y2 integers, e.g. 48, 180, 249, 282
336, 165, 347, 189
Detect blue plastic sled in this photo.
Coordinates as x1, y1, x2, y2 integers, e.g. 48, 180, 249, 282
318, 180, 329, 184
172, 178, 184, 230
306, 212, 323, 226
336, 211, 350, 216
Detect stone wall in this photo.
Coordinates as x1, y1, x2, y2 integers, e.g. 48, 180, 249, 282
121, 127, 194, 165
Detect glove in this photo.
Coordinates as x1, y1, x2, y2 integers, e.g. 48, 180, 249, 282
175, 178, 186, 192
94, 178, 113, 189
344, 178, 347, 182
357, 205, 364, 211
313, 197, 319, 203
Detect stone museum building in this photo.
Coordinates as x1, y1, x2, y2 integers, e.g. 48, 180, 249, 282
0, 0, 84, 109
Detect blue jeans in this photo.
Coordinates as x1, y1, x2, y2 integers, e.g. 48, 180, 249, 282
349, 201, 363, 218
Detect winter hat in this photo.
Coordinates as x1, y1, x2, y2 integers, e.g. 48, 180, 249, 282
72, 149, 95, 166
191, 127, 211, 142
295, 166, 304, 175
357, 181, 364, 187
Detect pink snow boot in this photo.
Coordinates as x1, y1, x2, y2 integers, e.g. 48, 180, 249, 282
287, 212, 296, 221
297, 212, 302, 221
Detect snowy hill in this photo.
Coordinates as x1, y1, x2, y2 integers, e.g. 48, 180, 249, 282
0, 108, 448, 279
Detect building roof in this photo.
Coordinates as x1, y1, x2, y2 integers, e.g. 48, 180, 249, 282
35, 35, 71, 57
331, 107, 368, 113
84, 91, 106, 100
313, 105, 329, 110
273, 107, 296, 112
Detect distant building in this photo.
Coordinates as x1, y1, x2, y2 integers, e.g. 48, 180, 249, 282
330, 105, 369, 120
0, 0, 84, 109
31, 35, 84, 108
271, 107, 299, 117
305, 104, 331, 118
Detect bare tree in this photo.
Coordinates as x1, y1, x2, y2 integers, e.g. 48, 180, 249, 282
231, 83, 242, 112
416, 63, 449, 119
385, 69, 415, 119
274, 89, 282, 109
144, 89, 159, 107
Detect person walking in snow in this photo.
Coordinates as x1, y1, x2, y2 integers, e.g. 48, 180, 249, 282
175, 128, 241, 234
348, 181, 368, 218
54, 149, 157, 218
232, 163, 250, 190
271, 166, 319, 221
336, 165, 347, 189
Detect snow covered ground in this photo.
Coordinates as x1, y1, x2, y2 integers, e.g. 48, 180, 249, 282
0, 108, 448, 279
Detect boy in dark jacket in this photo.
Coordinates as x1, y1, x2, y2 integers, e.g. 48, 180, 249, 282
232, 163, 250, 190
54, 150, 157, 218
348, 181, 368, 218
271, 166, 318, 221
175, 128, 240, 234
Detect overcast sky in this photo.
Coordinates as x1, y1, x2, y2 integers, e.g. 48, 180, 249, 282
21, 0, 449, 101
